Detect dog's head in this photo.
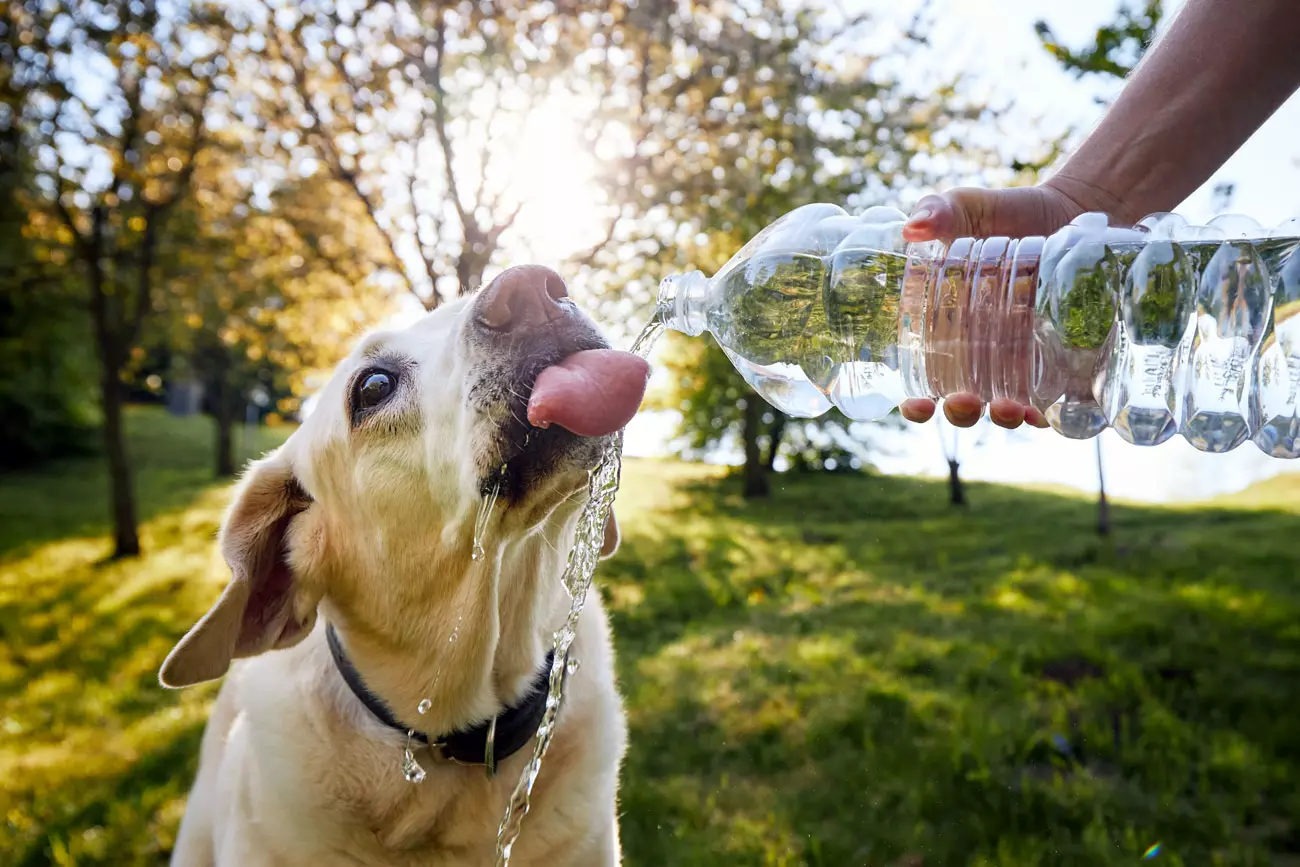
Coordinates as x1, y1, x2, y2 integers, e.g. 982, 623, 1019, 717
159, 266, 648, 688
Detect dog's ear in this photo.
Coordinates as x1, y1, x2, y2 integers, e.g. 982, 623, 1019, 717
599, 511, 620, 559
160, 452, 319, 689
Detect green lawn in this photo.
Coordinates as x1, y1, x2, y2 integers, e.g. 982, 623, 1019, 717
2, 408, 1298, 866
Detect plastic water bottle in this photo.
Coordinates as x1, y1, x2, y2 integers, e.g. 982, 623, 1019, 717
656, 204, 1300, 456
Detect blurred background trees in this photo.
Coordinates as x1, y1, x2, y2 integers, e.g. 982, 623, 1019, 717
2, 0, 1039, 542
5, 0, 234, 555
1, 40, 99, 469
586, 1, 1010, 496
1034, 0, 1164, 530
8, 2, 1300, 864
157, 141, 391, 476
0, 0, 1166, 544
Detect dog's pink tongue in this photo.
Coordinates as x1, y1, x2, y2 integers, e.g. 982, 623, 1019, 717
527, 350, 650, 437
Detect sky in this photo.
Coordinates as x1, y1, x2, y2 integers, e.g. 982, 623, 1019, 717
622, 0, 1300, 503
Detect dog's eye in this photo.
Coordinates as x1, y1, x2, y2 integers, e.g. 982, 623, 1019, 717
356, 370, 397, 411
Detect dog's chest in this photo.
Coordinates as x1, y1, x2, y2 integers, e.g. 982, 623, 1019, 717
303, 732, 510, 862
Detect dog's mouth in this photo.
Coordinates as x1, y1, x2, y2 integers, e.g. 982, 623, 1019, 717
479, 344, 649, 500
466, 265, 650, 500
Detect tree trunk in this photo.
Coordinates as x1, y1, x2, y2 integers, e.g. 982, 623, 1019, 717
947, 459, 965, 507
214, 395, 236, 478
98, 355, 141, 558
207, 354, 238, 478
457, 248, 487, 297
1095, 439, 1111, 536
764, 412, 788, 474
742, 398, 769, 498
85, 210, 141, 559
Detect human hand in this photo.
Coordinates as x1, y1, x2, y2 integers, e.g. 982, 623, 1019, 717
896, 182, 1097, 429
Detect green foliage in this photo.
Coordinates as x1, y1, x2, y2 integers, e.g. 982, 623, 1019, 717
608, 462, 1300, 866
155, 142, 393, 429
1127, 244, 1195, 344
582, 2, 998, 483
7, 0, 240, 553
3, 411, 1299, 864
0, 33, 97, 466
0, 272, 100, 467
0, 126, 98, 466
1036, 2, 1164, 81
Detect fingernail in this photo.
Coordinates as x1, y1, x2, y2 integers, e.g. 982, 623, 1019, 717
906, 207, 934, 225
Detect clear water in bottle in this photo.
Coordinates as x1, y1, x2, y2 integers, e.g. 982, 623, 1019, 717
656, 203, 1300, 456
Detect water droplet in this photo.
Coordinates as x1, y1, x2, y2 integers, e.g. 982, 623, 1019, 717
1142, 842, 1162, 860
403, 755, 426, 784
473, 484, 500, 563
402, 731, 426, 784
417, 699, 432, 715
565, 657, 580, 676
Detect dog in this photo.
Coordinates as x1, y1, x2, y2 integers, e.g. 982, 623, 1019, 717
160, 265, 650, 866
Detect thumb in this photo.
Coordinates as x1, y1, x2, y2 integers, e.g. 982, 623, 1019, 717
902, 194, 959, 243
905, 186, 1079, 243
903, 188, 1001, 243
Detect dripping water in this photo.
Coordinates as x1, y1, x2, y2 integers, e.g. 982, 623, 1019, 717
401, 616, 465, 782
402, 728, 426, 784
473, 483, 501, 561
493, 315, 664, 865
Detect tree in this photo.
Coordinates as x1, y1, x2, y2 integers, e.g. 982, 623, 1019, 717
1035, 1, 1163, 84
0, 9, 99, 466
594, 1, 999, 496
1036, 1, 1164, 535
249, 0, 622, 310
10, 0, 233, 556
159, 140, 393, 476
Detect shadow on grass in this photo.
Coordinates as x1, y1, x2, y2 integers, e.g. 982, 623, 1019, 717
4, 436, 1300, 866
0, 407, 284, 865
604, 466, 1300, 866
10, 721, 206, 867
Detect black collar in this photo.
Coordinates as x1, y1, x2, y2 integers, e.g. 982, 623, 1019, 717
325, 623, 554, 774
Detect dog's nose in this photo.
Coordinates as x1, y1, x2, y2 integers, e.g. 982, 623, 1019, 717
476, 265, 569, 330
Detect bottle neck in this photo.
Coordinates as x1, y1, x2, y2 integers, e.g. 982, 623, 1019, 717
657, 270, 709, 337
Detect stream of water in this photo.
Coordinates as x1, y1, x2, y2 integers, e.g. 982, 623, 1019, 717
493, 316, 664, 866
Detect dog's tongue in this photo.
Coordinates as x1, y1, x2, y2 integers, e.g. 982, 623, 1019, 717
527, 350, 650, 437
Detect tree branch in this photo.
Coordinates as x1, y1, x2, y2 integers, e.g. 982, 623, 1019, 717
426, 19, 471, 230
406, 165, 443, 310
270, 13, 416, 298
486, 200, 524, 245
568, 208, 624, 268
86, 205, 118, 370
126, 80, 214, 346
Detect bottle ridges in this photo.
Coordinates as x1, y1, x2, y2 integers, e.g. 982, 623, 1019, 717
658, 204, 1300, 456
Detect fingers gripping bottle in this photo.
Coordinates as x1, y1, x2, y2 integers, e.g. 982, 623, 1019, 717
656, 204, 1300, 456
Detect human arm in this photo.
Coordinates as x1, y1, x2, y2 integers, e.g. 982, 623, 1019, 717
899, 0, 1300, 428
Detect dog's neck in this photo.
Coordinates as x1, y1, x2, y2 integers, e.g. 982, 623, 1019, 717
320, 512, 573, 740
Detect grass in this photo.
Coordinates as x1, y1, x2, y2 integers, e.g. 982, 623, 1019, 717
3, 408, 1299, 865
0, 408, 291, 865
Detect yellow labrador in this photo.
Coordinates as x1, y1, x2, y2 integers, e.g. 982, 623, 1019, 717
160, 266, 649, 866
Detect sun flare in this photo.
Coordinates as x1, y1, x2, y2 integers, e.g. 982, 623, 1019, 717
498, 96, 609, 263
